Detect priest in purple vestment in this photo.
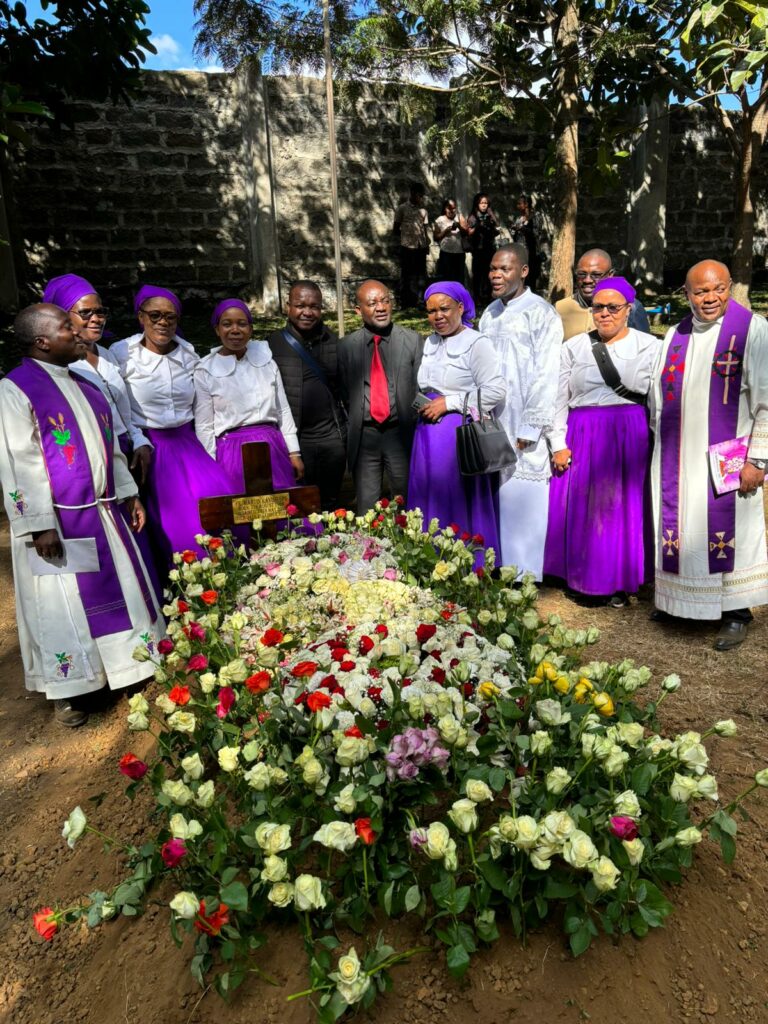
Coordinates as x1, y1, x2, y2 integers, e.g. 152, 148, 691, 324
0, 305, 163, 726
649, 261, 768, 650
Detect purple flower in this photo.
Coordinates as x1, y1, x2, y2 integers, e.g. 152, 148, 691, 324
383, 568, 398, 580
385, 727, 451, 780
409, 828, 428, 849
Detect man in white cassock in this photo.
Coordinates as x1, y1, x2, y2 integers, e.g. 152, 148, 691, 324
0, 304, 163, 726
479, 244, 563, 579
649, 261, 768, 650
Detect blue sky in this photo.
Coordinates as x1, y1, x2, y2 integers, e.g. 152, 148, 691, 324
24, 0, 221, 72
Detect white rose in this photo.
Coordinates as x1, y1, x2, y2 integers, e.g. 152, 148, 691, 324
755, 768, 768, 787
661, 674, 681, 692
675, 827, 703, 847
448, 798, 478, 833
267, 882, 294, 908
228, 611, 247, 631
155, 693, 176, 714
219, 659, 248, 684
335, 736, 370, 766
530, 731, 553, 756
333, 783, 357, 815
616, 722, 645, 748
529, 844, 554, 871
545, 767, 572, 795
498, 815, 518, 842
127, 711, 149, 731
167, 711, 196, 734
591, 855, 620, 892
162, 779, 194, 806
613, 790, 641, 818
676, 735, 708, 775
199, 671, 217, 694
535, 699, 571, 727
181, 753, 204, 780
314, 821, 358, 852
603, 746, 629, 777
169, 891, 200, 919
562, 829, 598, 869
540, 811, 575, 846
695, 774, 719, 801
465, 779, 493, 804
302, 757, 325, 787
294, 874, 326, 911
217, 745, 241, 773
424, 822, 451, 860
714, 719, 737, 737
195, 780, 216, 808
261, 855, 288, 882
669, 773, 698, 803
62, 806, 87, 849
244, 763, 272, 791
622, 838, 644, 866
255, 822, 292, 855
512, 815, 539, 850
169, 814, 203, 840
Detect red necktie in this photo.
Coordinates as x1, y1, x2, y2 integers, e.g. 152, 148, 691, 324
370, 335, 390, 423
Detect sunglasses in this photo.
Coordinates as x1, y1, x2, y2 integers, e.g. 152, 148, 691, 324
592, 302, 629, 315
73, 307, 109, 320
141, 309, 179, 324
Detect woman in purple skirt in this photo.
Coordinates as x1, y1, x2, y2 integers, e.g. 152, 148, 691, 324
408, 281, 506, 567
107, 285, 241, 570
544, 277, 659, 607
194, 299, 303, 490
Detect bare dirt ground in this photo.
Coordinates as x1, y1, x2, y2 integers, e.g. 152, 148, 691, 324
1, 518, 767, 1024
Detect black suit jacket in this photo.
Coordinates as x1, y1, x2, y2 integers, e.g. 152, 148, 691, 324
338, 324, 424, 470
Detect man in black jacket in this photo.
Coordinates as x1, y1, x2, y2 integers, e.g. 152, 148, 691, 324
339, 280, 423, 512
267, 281, 346, 510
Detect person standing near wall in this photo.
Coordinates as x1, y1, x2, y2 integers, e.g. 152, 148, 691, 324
466, 192, 500, 307
433, 198, 468, 284
512, 195, 542, 294
393, 182, 430, 309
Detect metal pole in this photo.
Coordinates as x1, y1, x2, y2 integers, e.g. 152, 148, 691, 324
323, 0, 345, 336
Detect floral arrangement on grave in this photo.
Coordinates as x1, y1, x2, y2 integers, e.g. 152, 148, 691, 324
37, 500, 768, 1022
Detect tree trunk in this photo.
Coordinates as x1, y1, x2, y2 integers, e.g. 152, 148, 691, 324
731, 93, 768, 306
548, 0, 580, 302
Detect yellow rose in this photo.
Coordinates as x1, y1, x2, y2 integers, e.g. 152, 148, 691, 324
554, 675, 571, 695
592, 692, 615, 717
478, 681, 500, 700
591, 855, 620, 891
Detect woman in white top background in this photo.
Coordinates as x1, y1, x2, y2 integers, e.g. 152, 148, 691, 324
407, 281, 506, 568
433, 198, 468, 284
544, 276, 659, 607
107, 285, 239, 568
194, 299, 303, 491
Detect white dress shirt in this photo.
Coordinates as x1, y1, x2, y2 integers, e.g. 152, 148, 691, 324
549, 328, 660, 451
417, 327, 506, 413
193, 340, 300, 457
71, 349, 151, 450
105, 333, 199, 429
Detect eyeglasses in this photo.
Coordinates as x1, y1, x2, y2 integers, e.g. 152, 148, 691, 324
592, 302, 629, 315
141, 309, 179, 324
360, 298, 392, 308
575, 270, 612, 281
73, 307, 109, 319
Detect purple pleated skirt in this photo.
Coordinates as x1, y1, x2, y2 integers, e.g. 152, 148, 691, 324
216, 423, 295, 491
407, 402, 500, 568
544, 404, 653, 595
144, 421, 241, 565
117, 432, 163, 600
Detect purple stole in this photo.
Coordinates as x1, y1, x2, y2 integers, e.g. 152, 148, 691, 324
659, 299, 753, 575
7, 359, 155, 637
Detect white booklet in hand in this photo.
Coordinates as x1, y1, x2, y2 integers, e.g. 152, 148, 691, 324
26, 537, 100, 575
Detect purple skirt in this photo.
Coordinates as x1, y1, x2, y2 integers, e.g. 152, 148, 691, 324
407, 404, 500, 568
144, 421, 241, 566
544, 404, 653, 595
216, 423, 295, 491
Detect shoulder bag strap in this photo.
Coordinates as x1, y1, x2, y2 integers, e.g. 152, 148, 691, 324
589, 331, 646, 405
282, 329, 330, 389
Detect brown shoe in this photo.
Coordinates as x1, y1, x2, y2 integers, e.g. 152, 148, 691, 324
53, 698, 88, 728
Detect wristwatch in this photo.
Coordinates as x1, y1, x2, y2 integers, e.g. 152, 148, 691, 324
746, 457, 768, 471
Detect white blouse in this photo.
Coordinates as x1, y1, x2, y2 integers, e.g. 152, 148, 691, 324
417, 327, 506, 414
193, 341, 300, 458
105, 334, 199, 430
549, 328, 660, 451
71, 347, 150, 450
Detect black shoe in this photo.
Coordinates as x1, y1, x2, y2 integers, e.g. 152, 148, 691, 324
713, 620, 749, 651
53, 698, 88, 728
607, 591, 629, 609
649, 608, 674, 623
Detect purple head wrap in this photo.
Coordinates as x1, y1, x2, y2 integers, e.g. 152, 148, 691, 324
134, 285, 182, 318
424, 281, 476, 328
42, 274, 98, 311
593, 276, 636, 305
211, 298, 253, 328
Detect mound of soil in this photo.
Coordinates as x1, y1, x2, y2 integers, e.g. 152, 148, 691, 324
1, 524, 767, 1024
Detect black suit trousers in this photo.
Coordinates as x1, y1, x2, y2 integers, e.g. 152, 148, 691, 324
300, 429, 347, 511
353, 422, 411, 513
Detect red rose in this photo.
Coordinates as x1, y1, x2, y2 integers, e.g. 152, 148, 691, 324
257, 710, 270, 724
339, 660, 356, 672
261, 628, 284, 647
609, 816, 639, 841
374, 624, 388, 638
472, 533, 484, 546
354, 818, 376, 845
245, 671, 271, 694
194, 900, 229, 936
200, 590, 218, 606
32, 907, 58, 941
119, 753, 148, 780
440, 610, 452, 621
169, 685, 191, 706
358, 635, 375, 655
331, 648, 349, 663
449, 522, 462, 534
474, 567, 485, 578
285, 503, 299, 516
462, 683, 474, 698
161, 838, 187, 867
187, 654, 208, 672
319, 674, 337, 690
183, 621, 206, 641
157, 638, 174, 656
379, 498, 390, 508
334, 508, 347, 518
292, 660, 319, 679
207, 537, 223, 550
431, 667, 446, 684
177, 600, 189, 613
306, 691, 331, 712
394, 495, 405, 506
345, 725, 364, 738
395, 514, 407, 527
461, 532, 471, 542
376, 719, 390, 731
181, 550, 197, 564
416, 623, 437, 644
367, 686, 382, 701
216, 686, 236, 719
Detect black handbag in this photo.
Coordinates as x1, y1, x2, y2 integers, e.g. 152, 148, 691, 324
456, 389, 517, 476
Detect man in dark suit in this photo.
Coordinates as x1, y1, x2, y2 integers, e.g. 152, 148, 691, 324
267, 281, 346, 510
339, 280, 423, 512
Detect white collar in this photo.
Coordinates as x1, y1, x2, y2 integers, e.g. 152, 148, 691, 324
426, 326, 479, 355
34, 360, 71, 378
125, 332, 196, 368
204, 340, 272, 377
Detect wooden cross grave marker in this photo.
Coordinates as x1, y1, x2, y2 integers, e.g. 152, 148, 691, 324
198, 441, 321, 541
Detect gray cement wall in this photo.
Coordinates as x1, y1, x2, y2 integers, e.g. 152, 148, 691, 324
3, 69, 766, 314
